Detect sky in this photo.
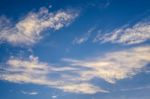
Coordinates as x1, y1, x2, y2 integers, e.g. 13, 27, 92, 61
0, 0, 150, 99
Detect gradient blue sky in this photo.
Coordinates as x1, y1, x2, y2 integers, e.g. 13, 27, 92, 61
0, 0, 150, 99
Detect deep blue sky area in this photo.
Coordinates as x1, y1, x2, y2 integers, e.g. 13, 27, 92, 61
0, 0, 150, 99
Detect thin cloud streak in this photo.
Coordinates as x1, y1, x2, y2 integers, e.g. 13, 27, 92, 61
94, 18, 150, 45
73, 27, 96, 44
21, 90, 38, 95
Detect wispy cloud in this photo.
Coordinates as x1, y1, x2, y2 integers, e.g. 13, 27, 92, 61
86, 0, 110, 9
58, 83, 108, 94
0, 55, 106, 94
52, 95, 57, 99
21, 90, 38, 95
73, 27, 96, 45
1, 46, 150, 94
94, 18, 150, 45
118, 85, 150, 92
0, 7, 78, 46
63, 46, 150, 83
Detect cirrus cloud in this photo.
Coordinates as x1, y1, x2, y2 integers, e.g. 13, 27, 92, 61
63, 46, 150, 83
0, 7, 78, 46
94, 18, 150, 45
0, 55, 106, 94
1, 46, 150, 94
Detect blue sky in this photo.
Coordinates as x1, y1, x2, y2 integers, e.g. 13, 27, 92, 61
0, 0, 150, 99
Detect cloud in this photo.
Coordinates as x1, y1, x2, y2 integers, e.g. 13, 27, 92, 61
0, 55, 106, 94
21, 90, 38, 95
52, 95, 57, 99
58, 83, 108, 94
1, 46, 149, 94
86, 0, 110, 8
1, 55, 52, 85
0, 7, 78, 46
94, 18, 150, 45
63, 46, 150, 83
119, 86, 150, 92
73, 27, 96, 44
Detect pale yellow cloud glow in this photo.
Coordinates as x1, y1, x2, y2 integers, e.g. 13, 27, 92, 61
0, 7, 78, 45
1, 46, 150, 94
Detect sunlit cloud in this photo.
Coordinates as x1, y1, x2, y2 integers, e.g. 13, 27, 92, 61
1, 46, 150, 94
58, 83, 108, 94
94, 18, 150, 45
0, 7, 78, 46
63, 46, 150, 83
0, 55, 106, 94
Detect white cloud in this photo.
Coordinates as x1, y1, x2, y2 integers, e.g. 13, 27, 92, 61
94, 19, 150, 45
0, 55, 106, 94
1, 46, 149, 94
63, 46, 150, 83
73, 27, 96, 44
52, 95, 57, 99
58, 83, 108, 94
21, 90, 38, 95
1, 55, 53, 85
119, 85, 150, 92
0, 7, 78, 46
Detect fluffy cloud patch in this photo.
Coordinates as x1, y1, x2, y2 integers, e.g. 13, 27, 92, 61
0, 7, 78, 46
94, 19, 150, 45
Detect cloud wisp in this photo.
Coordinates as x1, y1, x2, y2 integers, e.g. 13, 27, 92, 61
73, 27, 96, 45
0, 55, 106, 94
94, 18, 150, 45
21, 90, 38, 95
0, 46, 150, 94
0, 7, 78, 46
63, 46, 150, 83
